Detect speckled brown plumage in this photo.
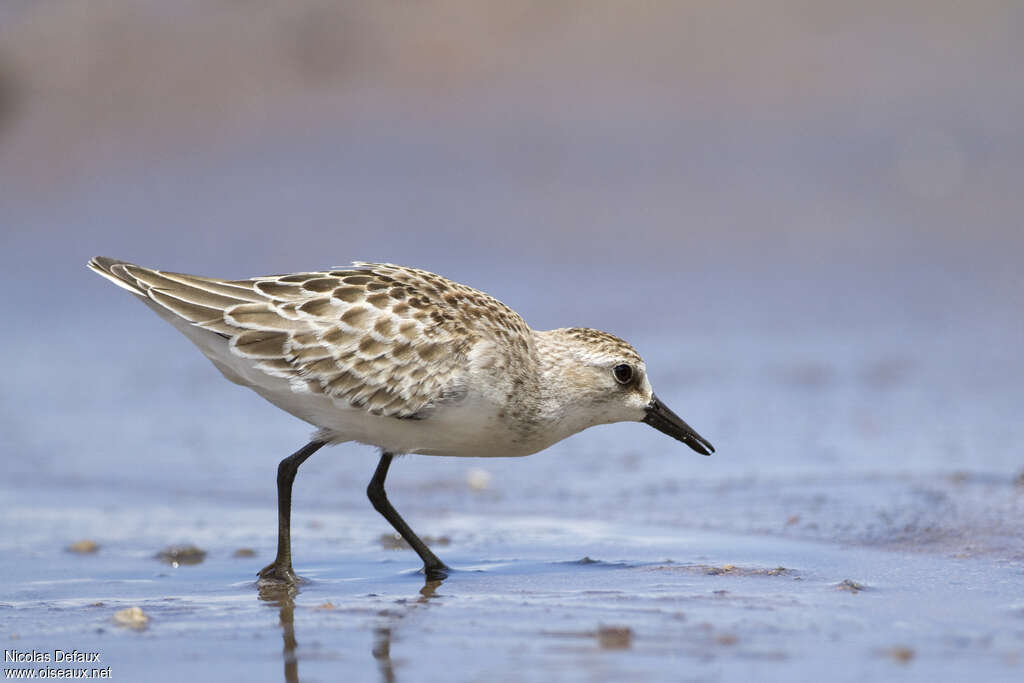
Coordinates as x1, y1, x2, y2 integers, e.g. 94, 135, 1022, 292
89, 259, 535, 420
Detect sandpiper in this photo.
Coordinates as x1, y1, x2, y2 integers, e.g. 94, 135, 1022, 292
88, 257, 714, 583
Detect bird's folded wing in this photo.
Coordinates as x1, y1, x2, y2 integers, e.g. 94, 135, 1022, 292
88, 258, 481, 419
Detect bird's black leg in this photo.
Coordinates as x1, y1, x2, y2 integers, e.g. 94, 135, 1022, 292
258, 440, 326, 584
367, 452, 449, 580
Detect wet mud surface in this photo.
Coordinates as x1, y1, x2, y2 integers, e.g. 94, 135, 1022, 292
3, 349, 1022, 682
3, 484, 1022, 682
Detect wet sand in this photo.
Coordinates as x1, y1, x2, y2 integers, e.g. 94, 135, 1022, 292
3, 471, 1021, 682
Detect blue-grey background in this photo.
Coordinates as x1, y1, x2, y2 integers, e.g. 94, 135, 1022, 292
1, 2, 1022, 681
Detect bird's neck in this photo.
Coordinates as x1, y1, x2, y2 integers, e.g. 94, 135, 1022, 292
529, 331, 602, 442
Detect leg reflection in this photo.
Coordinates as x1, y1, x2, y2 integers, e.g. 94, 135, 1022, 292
258, 582, 300, 683
418, 579, 442, 602
257, 573, 445, 683
372, 578, 444, 683
372, 626, 395, 683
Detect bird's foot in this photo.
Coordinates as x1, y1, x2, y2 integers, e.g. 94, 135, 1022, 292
423, 563, 449, 582
258, 561, 302, 586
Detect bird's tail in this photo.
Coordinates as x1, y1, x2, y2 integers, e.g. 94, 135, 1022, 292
86, 256, 269, 332
87, 256, 149, 296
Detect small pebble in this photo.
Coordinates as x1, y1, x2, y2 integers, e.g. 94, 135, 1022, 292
836, 579, 867, 593
113, 606, 149, 630
597, 625, 632, 650
155, 544, 206, 566
233, 547, 256, 558
885, 646, 914, 663
67, 539, 99, 554
466, 467, 493, 491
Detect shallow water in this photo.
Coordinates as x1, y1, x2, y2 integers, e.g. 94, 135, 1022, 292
3, 479, 1022, 682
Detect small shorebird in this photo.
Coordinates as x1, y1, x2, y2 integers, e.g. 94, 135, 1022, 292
88, 257, 714, 583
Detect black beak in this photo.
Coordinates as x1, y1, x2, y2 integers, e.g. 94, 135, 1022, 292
643, 394, 715, 455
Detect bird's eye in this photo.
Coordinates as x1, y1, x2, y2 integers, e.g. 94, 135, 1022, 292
612, 364, 633, 385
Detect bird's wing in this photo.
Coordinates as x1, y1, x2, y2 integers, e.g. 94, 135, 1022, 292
88, 258, 529, 419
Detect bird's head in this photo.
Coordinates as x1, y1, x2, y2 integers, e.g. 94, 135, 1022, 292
535, 328, 714, 455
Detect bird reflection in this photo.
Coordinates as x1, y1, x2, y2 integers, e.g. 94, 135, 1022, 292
371, 626, 395, 683
258, 582, 300, 683
258, 577, 444, 683
373, 580, 442, 683
418, 579, 443, 601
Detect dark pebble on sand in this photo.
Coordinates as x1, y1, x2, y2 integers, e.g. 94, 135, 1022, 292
156, 544, 207, 565
597, 625, 633, 650
836, 579, 867, 593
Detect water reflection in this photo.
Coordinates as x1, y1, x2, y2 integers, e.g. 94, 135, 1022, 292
258, 578, 444, 683
371, 626, 394, 683
257, 582, 300, 683
373, 580, 442, 683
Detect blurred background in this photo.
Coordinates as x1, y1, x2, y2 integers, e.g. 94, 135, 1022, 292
1, 2, 1023, 678
2, 0, 1023, 550
4, 0, 1022, 283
